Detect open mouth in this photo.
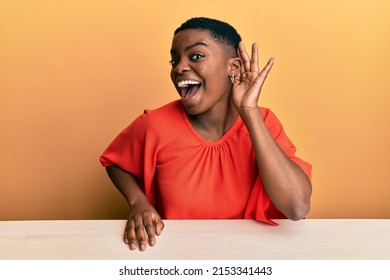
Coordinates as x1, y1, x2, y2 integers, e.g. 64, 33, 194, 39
177, 80, 201, 99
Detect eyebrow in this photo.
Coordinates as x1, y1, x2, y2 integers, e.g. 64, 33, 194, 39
170, 42, 208, 54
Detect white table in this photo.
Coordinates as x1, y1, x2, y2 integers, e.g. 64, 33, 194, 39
0, 219, 389, 259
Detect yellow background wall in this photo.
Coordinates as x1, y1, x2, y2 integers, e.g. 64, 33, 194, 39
1, 0, 389, 220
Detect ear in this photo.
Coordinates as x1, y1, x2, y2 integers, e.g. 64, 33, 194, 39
228, 57, 241, 77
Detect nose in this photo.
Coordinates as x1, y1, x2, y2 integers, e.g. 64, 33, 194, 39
175, 59, 190, 74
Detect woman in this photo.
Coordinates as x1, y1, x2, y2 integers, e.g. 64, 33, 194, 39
100, 17, 312, 251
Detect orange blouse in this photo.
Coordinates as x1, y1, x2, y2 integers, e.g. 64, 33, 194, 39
100, 100, 311, 225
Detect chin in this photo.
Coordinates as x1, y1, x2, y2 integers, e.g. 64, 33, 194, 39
182, 104, 200, 115
180, 95, 205, 115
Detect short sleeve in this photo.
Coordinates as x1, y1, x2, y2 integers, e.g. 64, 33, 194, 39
99, 111, 159, 206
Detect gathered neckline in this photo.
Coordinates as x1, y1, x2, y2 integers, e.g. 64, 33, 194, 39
178, 102, 242, 146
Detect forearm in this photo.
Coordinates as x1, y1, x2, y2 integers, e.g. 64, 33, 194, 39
105, 165, 149, 208
106, 165, 164, 251
240, 108, 312, 220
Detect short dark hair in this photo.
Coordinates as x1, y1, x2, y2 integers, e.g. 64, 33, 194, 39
174, 17, 241, 57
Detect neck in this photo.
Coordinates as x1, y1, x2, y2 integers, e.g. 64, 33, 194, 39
187, 102, 239, 141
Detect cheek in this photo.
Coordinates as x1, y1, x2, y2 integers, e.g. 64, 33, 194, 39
170, 69, 175, 83
202, 64, 226, 86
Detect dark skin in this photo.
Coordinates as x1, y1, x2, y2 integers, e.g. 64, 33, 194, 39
106, 165, 163, 251
106, 29, 312, 251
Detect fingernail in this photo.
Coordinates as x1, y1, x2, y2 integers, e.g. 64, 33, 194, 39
150, 240, 155, 247
130, 243, 136, 250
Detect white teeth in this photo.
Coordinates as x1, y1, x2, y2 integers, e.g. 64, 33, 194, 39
177, 80, 200, 88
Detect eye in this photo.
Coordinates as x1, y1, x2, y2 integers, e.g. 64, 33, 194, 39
190, 53, 204, 61
169, 59, 178, 67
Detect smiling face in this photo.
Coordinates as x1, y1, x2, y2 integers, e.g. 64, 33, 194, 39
170, 29, 235, 115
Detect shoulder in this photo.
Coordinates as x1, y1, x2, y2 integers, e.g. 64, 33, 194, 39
130, 100, 181, 128
259, 106, 276, 120
127, 100, 185, 142
141, 100, 182, 123
259, 107, 286, 136
259, 107, 282, 126
236, 107, 281, 136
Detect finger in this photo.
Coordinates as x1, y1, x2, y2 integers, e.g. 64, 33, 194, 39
233, 71, 241, 85
123, 220, 130, 244
142, 214, 157, 247
257, 57, 274, 82
154, 216, 165, 236
236, 48, 244, 76
146, 214, 165, 247
238, 42, 251, 72
254, 58, 274, 90
127, 219, 138, 250
134, 215, 147, 251
250, 43, 259, 73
